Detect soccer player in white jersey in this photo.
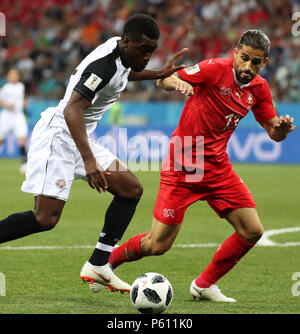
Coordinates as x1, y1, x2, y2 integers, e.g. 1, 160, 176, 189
0, 68, 28, 173
0, 14, 188, 293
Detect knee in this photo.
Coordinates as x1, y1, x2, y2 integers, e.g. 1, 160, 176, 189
34, 209, 61, 230
254, 225, 264, 241
125, 181, 143, 199
143, 238, 172, 256
150, 243, 170, 256
240, 224, 264, 243
250, 224, 264, 242
133, 181, 143, 199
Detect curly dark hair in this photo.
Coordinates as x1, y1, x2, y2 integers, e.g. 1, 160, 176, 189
122, 14, 160, 42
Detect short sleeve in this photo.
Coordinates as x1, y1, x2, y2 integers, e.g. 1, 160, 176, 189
74, 56, 116, 102
252, 82, 277, 123
177, 58, 223, 86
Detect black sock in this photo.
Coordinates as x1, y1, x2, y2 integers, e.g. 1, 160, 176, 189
89, 196, 140, 266
20, 146, 27, 163
0, 211, 47, 244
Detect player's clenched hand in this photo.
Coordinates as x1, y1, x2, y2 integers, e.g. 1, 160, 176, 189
160, 48, 189, 79
274, 114, 295, 135
84, 158, 111, 193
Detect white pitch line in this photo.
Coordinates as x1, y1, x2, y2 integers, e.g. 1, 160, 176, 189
257, 226, 300, 247
0, 245, 94, 250
174, 243, 219, 248
0, 244, 221, 251
0, 227, 299, 250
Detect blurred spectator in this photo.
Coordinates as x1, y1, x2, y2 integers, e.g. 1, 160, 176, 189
108, 101, 125, 126
0, 0, 299, 102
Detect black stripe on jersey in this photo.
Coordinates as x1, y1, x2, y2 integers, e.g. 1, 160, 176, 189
74, 46, 120, 102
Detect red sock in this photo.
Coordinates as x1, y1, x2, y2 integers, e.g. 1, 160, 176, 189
196, 232, 255, 288
109, 233, 148, 268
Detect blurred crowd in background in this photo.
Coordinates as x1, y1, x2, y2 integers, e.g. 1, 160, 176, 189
1, 0, 300, 103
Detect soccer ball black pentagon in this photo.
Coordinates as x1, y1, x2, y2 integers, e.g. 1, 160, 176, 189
130, 272, 173, 314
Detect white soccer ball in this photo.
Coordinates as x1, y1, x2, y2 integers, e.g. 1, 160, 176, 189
130, 272, 173, 314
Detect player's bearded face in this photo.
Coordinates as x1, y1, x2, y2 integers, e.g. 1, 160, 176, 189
234, 46, 267, 84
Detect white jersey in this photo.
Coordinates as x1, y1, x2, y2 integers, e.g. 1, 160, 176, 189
42, 37, 131, 133
0, 82, 25, 115
0, 82, 27, 140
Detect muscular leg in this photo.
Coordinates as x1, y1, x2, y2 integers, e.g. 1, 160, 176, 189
106, 160, 143, 199
196, 208, 263, 288
88, 160, 144, 266
17, 137, 26, 148
141, 218, 181, 256
0, 139, 4, 154
0, 195, 65, 244
33, 195, 65, 229
17, 136, 27, 163
225, 207, 264, 243
109, 217, 181, 268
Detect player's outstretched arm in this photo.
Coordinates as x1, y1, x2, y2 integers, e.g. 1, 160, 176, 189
128, 48, 189, 81
157, 72, 194, 96
261, 114, 295, 142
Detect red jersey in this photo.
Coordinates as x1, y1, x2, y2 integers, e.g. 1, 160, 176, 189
163, 58, 277, 173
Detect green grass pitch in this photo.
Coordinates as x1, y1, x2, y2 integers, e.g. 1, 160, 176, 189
0, 159, 299, 314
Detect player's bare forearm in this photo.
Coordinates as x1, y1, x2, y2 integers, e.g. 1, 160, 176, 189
262, 115, 295, 142
128, 48, 189, 81
157, 73, 194, 96
128, 69, 165, 81
157, 74, 179, 91
129, 68, 185, 81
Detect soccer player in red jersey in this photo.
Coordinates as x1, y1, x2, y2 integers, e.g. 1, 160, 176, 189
108, 30, 295, 301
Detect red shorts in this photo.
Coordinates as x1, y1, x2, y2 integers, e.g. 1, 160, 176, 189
153, 165, 256, 225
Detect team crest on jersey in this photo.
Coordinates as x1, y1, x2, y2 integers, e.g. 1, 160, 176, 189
184, 64, 200, 75
84, 73, 102, 91
55, 178, 66, 190
247, 93, 253, 104
220, 86, 232, 97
